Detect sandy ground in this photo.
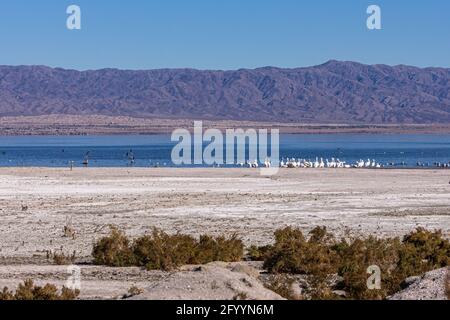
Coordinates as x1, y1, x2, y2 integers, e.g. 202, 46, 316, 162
0, 167, 449, 299
388, 268, 449, 300
1, 167, 449, 258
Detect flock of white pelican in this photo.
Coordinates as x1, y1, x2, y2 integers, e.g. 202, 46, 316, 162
240, 158, 450, 169
279, 157, 382, 168
240, 157, 382, 168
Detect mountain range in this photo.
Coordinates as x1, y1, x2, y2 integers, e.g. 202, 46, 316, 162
1, 60, 450, 124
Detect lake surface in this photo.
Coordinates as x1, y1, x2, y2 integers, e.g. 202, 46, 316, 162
0, 134, 450, 168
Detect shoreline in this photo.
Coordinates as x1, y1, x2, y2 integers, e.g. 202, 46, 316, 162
0, 166, 449, 171
2, 115, 450, 135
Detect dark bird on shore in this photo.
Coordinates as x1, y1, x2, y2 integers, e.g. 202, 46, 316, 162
83, 151, 90, 167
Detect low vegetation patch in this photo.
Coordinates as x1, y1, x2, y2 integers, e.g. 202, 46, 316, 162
0, 280, 79, 300
91, 225, 448, 299
92, 227, 136, 267
46, 249, 77, 265
92, 227, 244, 271
247, 244, 272, 261
262, 227, 450, 300
195, 234, 244, 264
263, 274, 301, 300
264, 226, 338, 278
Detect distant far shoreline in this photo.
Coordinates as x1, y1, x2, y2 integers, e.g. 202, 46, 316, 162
1, 115, 450, 136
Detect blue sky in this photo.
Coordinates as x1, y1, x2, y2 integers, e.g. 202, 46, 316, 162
0, 0, 449, 70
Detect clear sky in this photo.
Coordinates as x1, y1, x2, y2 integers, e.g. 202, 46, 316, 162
0, 0, 449, 70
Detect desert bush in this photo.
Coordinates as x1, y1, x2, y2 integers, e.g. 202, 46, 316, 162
92, 226, 136, 267
0, 287, 15, 300
247, 245, 272, 261
194, 234, 244, 264
263, 227, 304, 273
133, 229, 198, 271
0, 279, 79, 300
263, 227, 338, 279
93, 227, 244, 271
399, 228, 450, 272
133, 231, 244, 270
63, 216, 76, 239
262, 226, 339, 300
47, 249, 77, 265
333, 228, 450, 299
263, 274, 301, 300
333, 236, 402, 299
63, 225, 76, 239
262, 226, 450, 300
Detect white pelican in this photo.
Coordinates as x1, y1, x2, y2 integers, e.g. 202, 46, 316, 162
318, 158, 324, 168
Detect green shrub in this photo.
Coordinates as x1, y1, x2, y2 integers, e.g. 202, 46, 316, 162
91, 225, 448, 299
247, 245, 272, 261
92, 227, 244, 271
334, 236, 402, 299
92, 227, 135, 267
0, 279, 79, 300
263, 227, 338, 279
0, 288, 14, 300
47, 249, 77, 265
194, 234, 244, 264
262, 226, 450, 300
263, 274, 301, 300
333, 228, 450, 299
401, 228, 450, 270
133, 229, 198, 271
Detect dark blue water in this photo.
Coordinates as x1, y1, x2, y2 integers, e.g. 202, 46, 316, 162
0, 134, 449, 168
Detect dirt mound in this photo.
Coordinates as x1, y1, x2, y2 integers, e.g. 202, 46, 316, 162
127, 262, 284, 300
388, 268, 449, 300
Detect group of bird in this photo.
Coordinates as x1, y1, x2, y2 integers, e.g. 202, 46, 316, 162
279, 157, 382, 169
241, 158, 450, 169
240, 157, 382, 168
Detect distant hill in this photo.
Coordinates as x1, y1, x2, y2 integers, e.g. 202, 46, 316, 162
1, 60, 450, 124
